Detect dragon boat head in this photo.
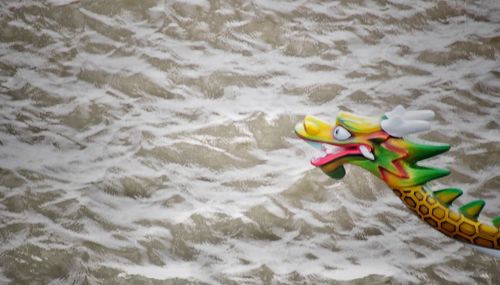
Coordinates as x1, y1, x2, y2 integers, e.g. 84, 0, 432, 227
295, 106, 451, 188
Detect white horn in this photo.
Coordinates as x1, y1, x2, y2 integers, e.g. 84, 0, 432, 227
382, 105, 435, 137
404, 110, 435, 121
385, 105, 405, 118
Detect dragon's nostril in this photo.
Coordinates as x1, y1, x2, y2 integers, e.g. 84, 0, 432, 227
304, 120, 320, 135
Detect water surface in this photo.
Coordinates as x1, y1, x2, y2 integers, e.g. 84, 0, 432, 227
0, 0, 499, 284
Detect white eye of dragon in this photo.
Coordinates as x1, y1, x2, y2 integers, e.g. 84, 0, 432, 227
333, 126, 351, 141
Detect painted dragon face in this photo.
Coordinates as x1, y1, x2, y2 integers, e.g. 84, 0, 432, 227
295, 111, 389, 179
295, 107, 451, 189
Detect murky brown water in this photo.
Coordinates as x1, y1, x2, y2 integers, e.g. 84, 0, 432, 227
0, 0, 499, 284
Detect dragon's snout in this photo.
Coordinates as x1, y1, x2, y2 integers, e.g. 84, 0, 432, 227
303, 119, 320, 135
295, 115, 332, 139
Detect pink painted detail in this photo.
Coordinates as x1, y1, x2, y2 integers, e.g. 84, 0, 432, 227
379, 167, 389, 183
392, 160, 409, 178
366, 131, 390, 141
310, 146, 364, 167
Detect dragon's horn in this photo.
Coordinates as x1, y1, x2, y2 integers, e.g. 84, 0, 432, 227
381, 105, 435, 137
386, 105, 435, 120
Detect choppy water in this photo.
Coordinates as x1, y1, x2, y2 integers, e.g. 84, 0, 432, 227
0, 0, 499, 284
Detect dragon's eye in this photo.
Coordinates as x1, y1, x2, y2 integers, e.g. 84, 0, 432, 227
333, 126, 351, 141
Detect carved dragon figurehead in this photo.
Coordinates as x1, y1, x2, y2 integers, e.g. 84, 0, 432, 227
295, 106, 500, 253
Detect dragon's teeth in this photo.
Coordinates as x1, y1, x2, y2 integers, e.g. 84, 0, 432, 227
323, 144, 339, 154
359, 145, 375, 160
314, 151, 326, 160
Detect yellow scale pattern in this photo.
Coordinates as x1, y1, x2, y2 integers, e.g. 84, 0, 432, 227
393, 186, 500, 249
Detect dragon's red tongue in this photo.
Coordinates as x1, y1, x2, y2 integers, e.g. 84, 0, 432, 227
310, 148, 361, 167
